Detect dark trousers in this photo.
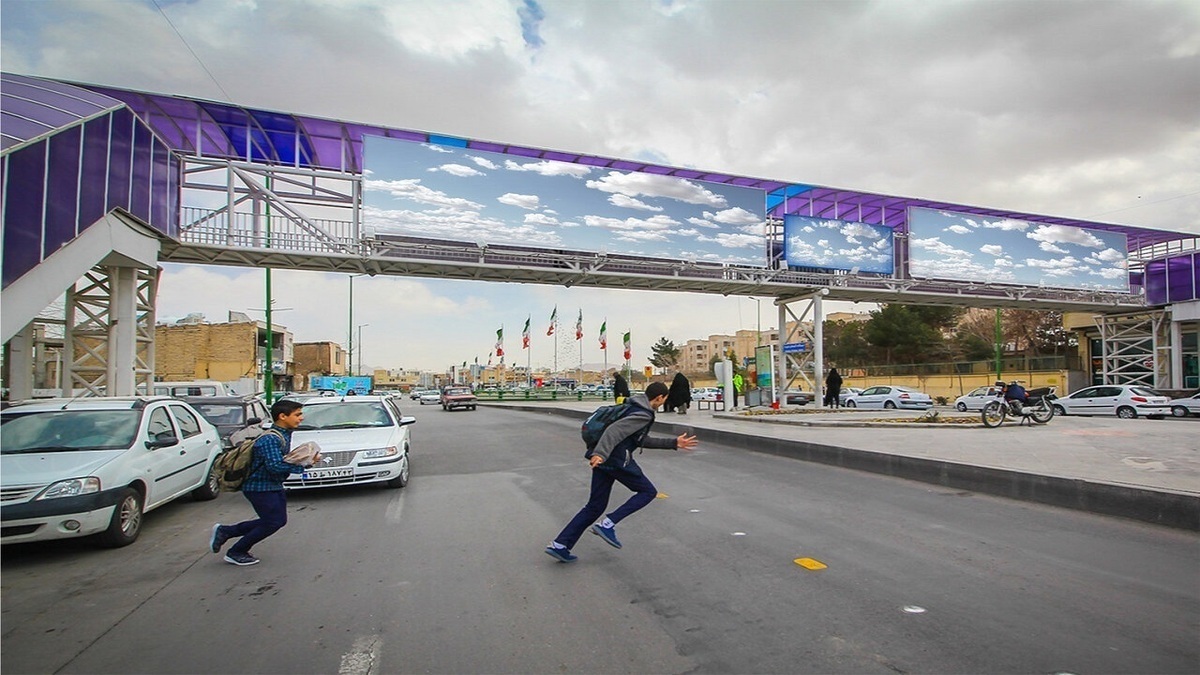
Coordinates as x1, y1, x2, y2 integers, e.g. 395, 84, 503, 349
554, 461, 657, 549
226, 490, 288, 555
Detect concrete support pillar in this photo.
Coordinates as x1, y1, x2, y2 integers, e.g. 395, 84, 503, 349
813, 293, 824, 406
1170, 318, 1184, 389
6, 324, 36, 401
108, 266, 140, 396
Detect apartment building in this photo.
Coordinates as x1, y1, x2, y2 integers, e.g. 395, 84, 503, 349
155, 318, 294, 392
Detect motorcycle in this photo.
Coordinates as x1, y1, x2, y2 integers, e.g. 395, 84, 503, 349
981, 386, 1056, 428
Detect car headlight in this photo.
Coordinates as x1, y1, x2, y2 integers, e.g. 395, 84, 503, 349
38, 477, 101, 500
360, 446, 399, 459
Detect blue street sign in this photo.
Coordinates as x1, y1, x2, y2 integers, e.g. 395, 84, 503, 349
782, 342, 807, 354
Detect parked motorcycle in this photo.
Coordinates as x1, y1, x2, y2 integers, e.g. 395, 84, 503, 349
981, 386, 1056, 428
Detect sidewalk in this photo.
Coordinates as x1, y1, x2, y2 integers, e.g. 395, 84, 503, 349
486, 400, 1200, 530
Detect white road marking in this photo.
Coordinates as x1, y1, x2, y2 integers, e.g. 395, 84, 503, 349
339, 634, 382, 675
385, 494, 405, 524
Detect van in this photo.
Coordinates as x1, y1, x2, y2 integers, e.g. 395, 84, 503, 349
149, 380, 232, 397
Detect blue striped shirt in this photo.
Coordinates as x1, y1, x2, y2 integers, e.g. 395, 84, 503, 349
242, 426, 305, 492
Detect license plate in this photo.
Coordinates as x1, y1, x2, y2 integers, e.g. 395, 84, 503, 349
304, 467, 353, 479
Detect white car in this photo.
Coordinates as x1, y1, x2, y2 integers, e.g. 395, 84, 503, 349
692, 387, 723, 402
284, 396, 414, 490
844, 385, 933, 410
954, 386, 1001, 412
837, 387, 863, 406
0, 397, 223, 547
418, 391, 442, 405
1052, 384, 1171, 419
1168, 392, 1200, 418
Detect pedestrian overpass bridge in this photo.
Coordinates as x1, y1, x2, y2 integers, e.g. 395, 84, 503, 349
3, 72, 1197, 400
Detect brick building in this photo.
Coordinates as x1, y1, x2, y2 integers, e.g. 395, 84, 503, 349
294, 341, 348, 388
155, 319, 294, 391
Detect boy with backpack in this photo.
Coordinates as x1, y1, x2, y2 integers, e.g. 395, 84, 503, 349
209, 399, 318, 566
545, 381, 698, 563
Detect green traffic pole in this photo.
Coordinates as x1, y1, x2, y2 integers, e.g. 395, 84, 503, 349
264, 176, 274, 403
994, 308, 1002, 382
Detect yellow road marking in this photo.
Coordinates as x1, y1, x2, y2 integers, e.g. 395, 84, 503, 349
656, 492, 669, 499
794, 557, 827, 570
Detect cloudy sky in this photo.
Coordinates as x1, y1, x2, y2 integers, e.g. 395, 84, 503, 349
3, 0, 1198, 372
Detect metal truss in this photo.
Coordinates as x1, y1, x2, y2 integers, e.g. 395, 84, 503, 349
63, 266, 159, 397
776, 291, 826, 399
1094, 311, 1167, 387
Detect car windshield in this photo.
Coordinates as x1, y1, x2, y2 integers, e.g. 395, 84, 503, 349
294, 402, 393, 430
0, 409, 141, 453
445, 389, 470, 396
191, 403, 245, 425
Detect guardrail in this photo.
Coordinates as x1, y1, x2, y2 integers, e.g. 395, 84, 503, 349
472, 390, 617, 402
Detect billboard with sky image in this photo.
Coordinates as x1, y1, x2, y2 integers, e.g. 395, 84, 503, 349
363, 136, 768, 266
783, 214, 894, 274
907, 207, 1129, 291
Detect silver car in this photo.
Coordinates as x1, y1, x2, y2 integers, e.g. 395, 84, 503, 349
1168, 392, 1200, 418
953, 386, 1001, 412
284, 396, 414, 490
844, 385, 933, 410
1052, 385, 1171, 419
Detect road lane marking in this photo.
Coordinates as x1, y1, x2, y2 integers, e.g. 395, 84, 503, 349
385, 494, 404, 524
794, 557, 827, 570
339, 634, 382, 675
657, 492, 669, 499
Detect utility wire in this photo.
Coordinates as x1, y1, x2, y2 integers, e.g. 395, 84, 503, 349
1086, 189, 1200, 219
151, 0, 235, 103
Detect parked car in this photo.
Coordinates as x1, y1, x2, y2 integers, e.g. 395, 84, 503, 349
284, 395, 414, 490
418, 390, 442, 405
783, 390, 814, 405
1051, 384, 1171, 419
953, 386, 1001, 412
441, 387, 478, 411
844, 385, 933, 410
837, 387, 863, 406
0, 396, 223, 547
180, 395, 270, 449
1168, 392, 1200, 418
693, 387, 723, 402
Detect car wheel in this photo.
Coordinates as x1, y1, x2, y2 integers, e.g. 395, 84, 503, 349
385, 452, 409, 488
95, 487, 143, 548
1116, 406, 1137, 419
191, 458, 221, 501
470, 405, 477, 411
846, 400, 856, 408
1052, 404, 1066, 416
884, 401, 897, 409
956, 402, 968, 412
1172, 406, 1189, 418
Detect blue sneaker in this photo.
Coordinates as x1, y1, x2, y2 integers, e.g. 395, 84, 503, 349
591, 523, 622, 549
544, 546, 578, 563
210, 523, 229, 554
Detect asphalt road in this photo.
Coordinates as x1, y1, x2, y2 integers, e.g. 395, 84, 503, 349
2, 406, 1198, 674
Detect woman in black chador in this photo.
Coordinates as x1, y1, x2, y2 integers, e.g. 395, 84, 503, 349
666, 372, 692, 414
613, 372, 632, 402
825, 368, 843, 408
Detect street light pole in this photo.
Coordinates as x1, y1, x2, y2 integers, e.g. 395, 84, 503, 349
357, 323, 369, 377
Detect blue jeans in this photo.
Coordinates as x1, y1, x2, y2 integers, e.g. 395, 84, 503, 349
554, 461, 657, 549
225, 490, 288, 555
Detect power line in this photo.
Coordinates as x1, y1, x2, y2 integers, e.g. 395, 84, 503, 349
1087, 189, 1200, 219
151, 0, 235, 103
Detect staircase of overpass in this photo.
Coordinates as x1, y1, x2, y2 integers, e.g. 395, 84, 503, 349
3, 72, 1198, 400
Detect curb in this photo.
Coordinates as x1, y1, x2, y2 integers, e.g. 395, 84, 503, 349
494, 404, 1200, 531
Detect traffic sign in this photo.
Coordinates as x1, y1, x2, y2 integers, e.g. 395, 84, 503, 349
782, 342, 807, 354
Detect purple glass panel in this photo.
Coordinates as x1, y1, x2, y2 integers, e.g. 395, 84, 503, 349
2, 142, 46, 288
3, 97, 79, 129
79, 115, 111, 229
1144, 259, 1168, 305
129, 121, 153, 222
541, 151, 579, 162
1167, 254, 1196, 302
166, 152, 179, 238
508, 147, 542, 158
44, 124, 81, 252
151, 138, 171, 235
1, 111, 53, 147
106, 109, 133, 213
1194, 253, 1200, 296
1, 80, 111, 117
469, 141, 506, 153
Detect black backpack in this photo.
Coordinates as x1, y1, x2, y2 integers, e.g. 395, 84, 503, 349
580, 403, 639, 456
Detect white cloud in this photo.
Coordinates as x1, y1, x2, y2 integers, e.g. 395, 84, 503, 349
497, 192, 541, 210
586, 172, 728, 207
467, 155, 499, 170
504, 159, 592, 178
364, 179, 483, 210
1027, 224, 1105, 249
608, 194, 664, 211
1037, 241, 1069, 254
947, 224, 972, 235
433, 163, 483, 177
980, 244, 1004, 256
984, 218, 1030, 232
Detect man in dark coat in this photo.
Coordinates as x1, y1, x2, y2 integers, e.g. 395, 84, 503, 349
666, 372, 692, 414
825, 368, 844, 408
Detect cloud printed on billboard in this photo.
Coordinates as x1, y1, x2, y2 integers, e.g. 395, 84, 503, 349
362, 136, 768, 266
783, 214, 894, 274
908, 207, 1129, 291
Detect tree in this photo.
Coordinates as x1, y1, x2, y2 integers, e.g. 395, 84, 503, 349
823, 320, 872, 366
648, 337, 681, 370
864, 304, 942, 364
708, 350, 741, 374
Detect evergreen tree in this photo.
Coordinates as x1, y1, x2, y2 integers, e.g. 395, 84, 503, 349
649, 337, 681, 369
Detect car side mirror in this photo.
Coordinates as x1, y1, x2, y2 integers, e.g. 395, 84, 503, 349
145, 436, 178, 449
399, 416, 417, 426
247, 417, 262, 426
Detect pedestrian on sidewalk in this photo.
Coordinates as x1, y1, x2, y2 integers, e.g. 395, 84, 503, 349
545, 382, 698, 563
732, 371, 745, 409
209, 398, 319, 566
825, 368, 843, 408
666, 372, 692, 414
613, 372, 631, 403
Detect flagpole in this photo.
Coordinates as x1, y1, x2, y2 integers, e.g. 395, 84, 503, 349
603, 318, 608, 388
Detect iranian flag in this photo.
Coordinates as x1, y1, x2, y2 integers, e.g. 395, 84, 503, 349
598, 320, 607, 350
623, 331, 631, 361
547, 306, 557, 336
575, 309, 583, 341
522, 316, 530, 349
495, 327, 504, 357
